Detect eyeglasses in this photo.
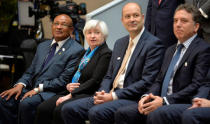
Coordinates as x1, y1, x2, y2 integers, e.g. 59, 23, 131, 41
52, 22, 73, 28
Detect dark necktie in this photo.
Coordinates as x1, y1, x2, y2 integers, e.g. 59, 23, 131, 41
161, 44, 184, 97
42, 43, 58, 68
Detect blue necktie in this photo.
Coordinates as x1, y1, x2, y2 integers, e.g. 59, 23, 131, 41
161, 44, 184, 97
42, 43, 58, 68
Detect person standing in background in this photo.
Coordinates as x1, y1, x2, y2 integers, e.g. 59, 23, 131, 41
145, 0, 184, 48
185, 0, 210, 43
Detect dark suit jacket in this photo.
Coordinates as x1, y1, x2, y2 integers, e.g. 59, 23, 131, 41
148, 36, 210, 104
194, 69, 210, 99
99, 29, 165, 101
17, 38, 84, 100
70, 43, 112, 97
185, 0, 210, 42
145, 0, 183, 47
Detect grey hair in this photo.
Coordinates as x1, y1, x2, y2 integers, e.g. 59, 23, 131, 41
83, 19, 109, 40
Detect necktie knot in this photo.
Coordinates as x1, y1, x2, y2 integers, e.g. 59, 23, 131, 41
129, 40, 134, 48
51, 43, 58, 49
176, 44, 184, 51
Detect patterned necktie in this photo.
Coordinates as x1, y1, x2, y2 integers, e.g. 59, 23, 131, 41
110, 40, 134, 92
158, 0, 162, 5
161, 44, 184, 97
42, 43, 58, 68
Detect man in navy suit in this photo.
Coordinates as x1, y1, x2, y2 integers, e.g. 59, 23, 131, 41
0, 14, 84, 124
145, 0, 184, 48
60, 2, 164, 124
114, 3, 210, 124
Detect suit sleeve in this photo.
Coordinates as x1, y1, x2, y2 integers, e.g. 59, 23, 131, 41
115, 39, 165, 99
145, 0, 152, 31
16, 44, 42, 87
166, 46, 210, 104
98, 42, 119, 93
200, 0, 210, 18
42, 48, 84, 92
147, 48, 173, 95
193, 70, 210, 98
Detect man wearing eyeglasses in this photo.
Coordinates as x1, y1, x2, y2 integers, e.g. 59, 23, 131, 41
0, 14, 84, 124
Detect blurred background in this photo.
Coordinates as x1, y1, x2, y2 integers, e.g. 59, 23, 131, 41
0, 0, 147, 92
0, 0, 113, 92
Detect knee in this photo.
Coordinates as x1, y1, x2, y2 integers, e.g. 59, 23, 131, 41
19, 100, 31, 111
61, 103, 76, 118
148, 107, 167, 121
115, 107, 128, 120
88, 106, 102, 120
182, 109, 194, 122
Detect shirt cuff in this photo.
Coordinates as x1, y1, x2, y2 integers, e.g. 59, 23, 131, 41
14, 82, 26, 87
39, 84, 44, 92
141, 94, 149, 99
199, 8, 208, 19
111, 92, 118, 100
163, 97, 170, 105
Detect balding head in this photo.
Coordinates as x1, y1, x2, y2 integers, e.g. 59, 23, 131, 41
121, 2, 144, 39
122, 2, 142, 17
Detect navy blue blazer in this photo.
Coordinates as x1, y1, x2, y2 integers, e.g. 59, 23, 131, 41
99, 29, 165, 101
17, 38, 84, 100
194, 69, 210, 99
148, 36, 210, 104
145, 0, 184, 47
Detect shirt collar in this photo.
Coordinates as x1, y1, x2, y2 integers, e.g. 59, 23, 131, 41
51, 37, 70, 47
129, 26, 145, 46
177, 34, 197, 49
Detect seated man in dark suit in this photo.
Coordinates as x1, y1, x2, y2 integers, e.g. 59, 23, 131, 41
182, 79, 210, 124
60, 2, 165, 124
114, 3, 210, 124
0, 14, 84, 124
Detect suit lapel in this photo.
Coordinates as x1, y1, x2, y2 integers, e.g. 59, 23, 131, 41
40, 39, 72, 73
114, 37, 130, 76
162, 45, 176, 75
37, 41, 51, 72
124, 31, 145, 77
177, 37, 198, 70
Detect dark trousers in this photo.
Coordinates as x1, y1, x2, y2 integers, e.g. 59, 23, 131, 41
34, 94, 90, 124
0, 89, 44, 124
147, 104, 191, 124
115, 103, 147, 124
61, 97, 137, 124
182, 107, 210, 124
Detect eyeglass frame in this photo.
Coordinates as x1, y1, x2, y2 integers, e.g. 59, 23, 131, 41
52, 22, 73, 28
